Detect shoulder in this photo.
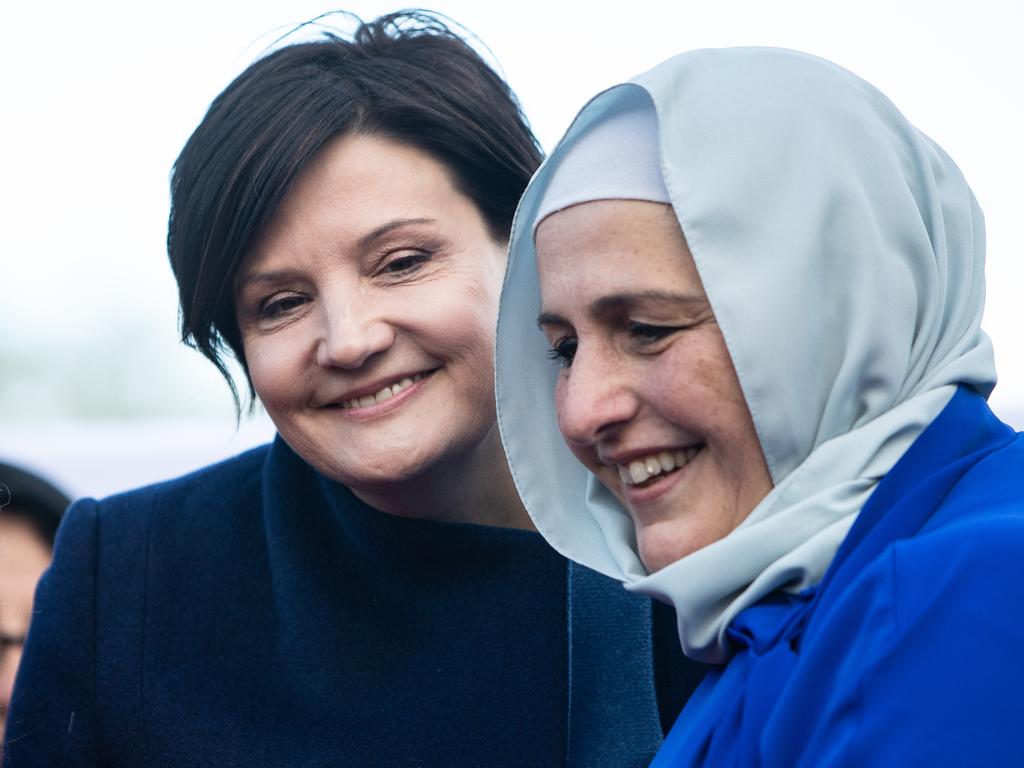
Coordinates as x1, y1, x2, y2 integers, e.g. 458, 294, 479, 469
850, 425, 1024, 614
883, 496, 1024, 650
825, 446, 1024, 651
889, 429, 1024, 604
760, 419, 1024, 765
101, 442, 271, 509
49, 443, 273, 574
938, 427, 1024, 513
785, 458, 1024, 763
89, 442, 271, 526
769, 521, 1024, 765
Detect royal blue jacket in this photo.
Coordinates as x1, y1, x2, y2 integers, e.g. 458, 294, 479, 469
3, 438, 703, 767
653, 387, 1024, 767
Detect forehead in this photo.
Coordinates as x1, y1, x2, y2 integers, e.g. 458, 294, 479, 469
534, 199, 702, 307
288, 132, 457, 210
242, 133, 470, 272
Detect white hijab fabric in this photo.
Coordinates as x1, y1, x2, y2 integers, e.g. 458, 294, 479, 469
495, 48, 996, 664
533, 100, 670, 227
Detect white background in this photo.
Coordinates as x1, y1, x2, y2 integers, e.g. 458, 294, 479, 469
1, 0, 1020, 497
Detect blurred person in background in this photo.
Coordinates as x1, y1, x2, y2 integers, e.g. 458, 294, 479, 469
2, 11, 703, 767
0, 462, 68, 747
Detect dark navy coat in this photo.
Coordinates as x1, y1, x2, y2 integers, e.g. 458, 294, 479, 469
654, 388, 1024, 767
3, 438, 702, 767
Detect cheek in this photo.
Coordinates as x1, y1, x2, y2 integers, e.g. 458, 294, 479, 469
652, 334, 747, 423
244, 335, 309, 411
466, 262, 504, 327
415, 274, 500, 358
659, 343, 769, 485
697, 354, 760, 448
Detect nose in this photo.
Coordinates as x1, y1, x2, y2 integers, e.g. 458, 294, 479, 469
555, 346, 639, 446
315, 296, 396, 370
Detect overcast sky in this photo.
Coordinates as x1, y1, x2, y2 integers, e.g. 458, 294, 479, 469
2, 0, 1021, 425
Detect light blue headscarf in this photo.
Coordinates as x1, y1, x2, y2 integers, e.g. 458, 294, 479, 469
495, 48, 996, 663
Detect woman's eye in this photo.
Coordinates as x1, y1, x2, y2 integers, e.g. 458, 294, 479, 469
629, 322, 678, 345
260, 294, 306, 320
381, 251, 430, 275
546, 337, 578, 367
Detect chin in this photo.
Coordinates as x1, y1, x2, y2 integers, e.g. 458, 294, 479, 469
636, 522, 706, 573
314, 445, 439, 489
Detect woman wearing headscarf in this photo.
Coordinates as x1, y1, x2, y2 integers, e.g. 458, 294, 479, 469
496, 47, 1024, 765
2, 13, 703, 767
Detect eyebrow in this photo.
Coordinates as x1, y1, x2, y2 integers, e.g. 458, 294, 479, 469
235, 269, 297, 294
236, 218, 438, 293
357, 217, 437, 249
537, 290, 705, 328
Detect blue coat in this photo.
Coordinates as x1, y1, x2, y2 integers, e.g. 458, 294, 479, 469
653, 387, 1024, 767
3, 438, 703, 767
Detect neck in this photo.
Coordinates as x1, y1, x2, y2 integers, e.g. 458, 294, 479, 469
349, 427, 534, 530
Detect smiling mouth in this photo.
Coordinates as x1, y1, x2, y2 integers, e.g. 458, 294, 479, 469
330, 370, 435, 410
617, 447, 701, 488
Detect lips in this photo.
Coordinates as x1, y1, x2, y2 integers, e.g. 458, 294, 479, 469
615, 446, 701, 487
322, 369, 436, 410
338, 372, 427, 409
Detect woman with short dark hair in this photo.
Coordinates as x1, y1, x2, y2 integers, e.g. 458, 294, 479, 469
168, 12, 542, 404
3, 12, 702, 767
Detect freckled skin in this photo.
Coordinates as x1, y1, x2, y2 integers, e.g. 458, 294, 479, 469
236, 133, 528, 529
0, 514, 52, 733
536, 200, 773, 571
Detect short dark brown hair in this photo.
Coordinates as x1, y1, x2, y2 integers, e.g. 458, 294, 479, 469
167, 10, 542, 409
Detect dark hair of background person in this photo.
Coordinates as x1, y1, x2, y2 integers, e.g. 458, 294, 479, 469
0, 462, 70, 548
167, 9, 544, 411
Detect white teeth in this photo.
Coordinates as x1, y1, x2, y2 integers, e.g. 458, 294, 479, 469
339, 372, 427, 409
618, 447, 701, 486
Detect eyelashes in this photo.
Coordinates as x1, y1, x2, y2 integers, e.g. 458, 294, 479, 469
258, 294, 307, 321
376, 250, 434, 278
546, 338, 577, 367
545, 323, 682, 367
628, 322, 679, 344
